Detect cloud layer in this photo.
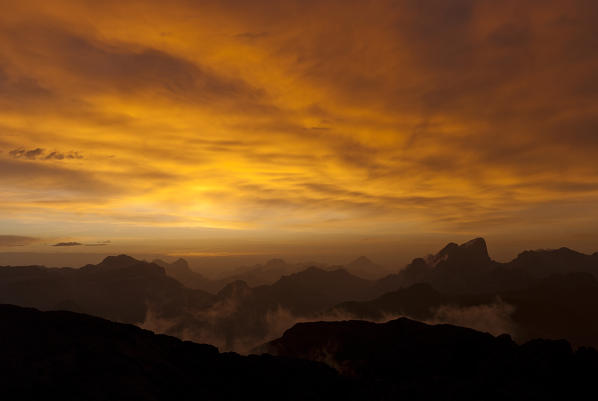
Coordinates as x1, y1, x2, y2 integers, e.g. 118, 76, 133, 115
2, 0, 598, 250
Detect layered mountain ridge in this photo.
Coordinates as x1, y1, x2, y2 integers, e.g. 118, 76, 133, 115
2, 238, 598, 350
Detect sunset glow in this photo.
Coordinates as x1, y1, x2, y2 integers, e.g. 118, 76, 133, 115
2, 0, 598, 259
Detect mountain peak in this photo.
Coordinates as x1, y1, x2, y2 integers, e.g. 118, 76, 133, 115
172, 258, 189, 269
217, 280, 251, 299
436, 242, 459, 258
265, 258, 287, 268
461, 237, 488, 255
99, 254, 140, 269
152, 258, 167, 266
432, 238, 491, 268
348, 256, 375, 266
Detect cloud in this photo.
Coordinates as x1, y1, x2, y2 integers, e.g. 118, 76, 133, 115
234, 31, 269, 40
1, 0, 598, 244
426, 299, 518, 338
8, 148, 83, 160
45, 151, 83, 160
2, 22, 265, 107
9, 148, 44, 160
141, 298, 402, 354
84, 240, 111, 247
0, 158, 121, 196
49, 240, 111, 247
0, 235, 39, 247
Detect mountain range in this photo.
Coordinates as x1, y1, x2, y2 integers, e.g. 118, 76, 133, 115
153, 256, 391, 292
0, 304, 355, 401
2, 237, 598, 350
259, 316, 598, 400
3, 303, 596, 401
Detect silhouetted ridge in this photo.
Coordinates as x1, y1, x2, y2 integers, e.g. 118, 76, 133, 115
435, 241, 459, 259
259, 317, 598, 400
0, 255, 213, 324
265, 258, 286, 268
337, 271, 598, 347
334, 282, 447, 320
152, 257, 217, 292
98, 254, 141, 269
343, 256, 387, 279
0, 304, 357, 401
375, 237, 500, 294
511, 247, 598, 277
435, 237, 491, 266
350, 256, 373, 265
172, 258, 189, 268
217, 280, 252, 299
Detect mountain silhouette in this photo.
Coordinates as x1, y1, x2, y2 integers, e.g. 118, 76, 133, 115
252, 266, 374, 314
4, 303, 596, 400
510, 247, 598, 277
259, 317, 598, 400
0, 304, 358, 401
167, 267, 378, 351
0, 255, 214, 324
334, 272, 598, 347
376, 237, 597, 294
344, 256, 388, 279
2, 238, 598, 352
89, 254, 140, 270
152, 257, 218, 291
216, 258, 324, 287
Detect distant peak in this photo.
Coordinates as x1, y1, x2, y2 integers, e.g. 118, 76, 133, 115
172, 258, 189, 268
461, 237, 487, 250
96, 254, 142, 271
433, 238, 491, 266
100, 254, 139, 265
304, 266, 326, 273
217, 280, 251, 298
265, 258, 286, 267
349, 256, 374, 265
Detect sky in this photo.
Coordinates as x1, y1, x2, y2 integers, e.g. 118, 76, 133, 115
1, 0, 598, 267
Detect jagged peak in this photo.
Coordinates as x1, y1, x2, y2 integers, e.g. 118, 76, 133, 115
461, 237, 487, 249
460, 237, 489, 258
437, 242, 459, 257
431, 238, 491, 267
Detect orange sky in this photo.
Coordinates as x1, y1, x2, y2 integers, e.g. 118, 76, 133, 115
1, 0, 598, 262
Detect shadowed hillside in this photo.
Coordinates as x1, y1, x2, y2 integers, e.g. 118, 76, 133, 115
0, 255, 214, 324
3, 303, 597, 401
0, 304, 358, 401
260, 317, 598, 400
334, 272, 598, 347
2, 238, 598, 351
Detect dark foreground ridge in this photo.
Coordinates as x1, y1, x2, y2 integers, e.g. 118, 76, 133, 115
260, 317, 598, 400
2, 304, 598, 401
0, 304, 357, 401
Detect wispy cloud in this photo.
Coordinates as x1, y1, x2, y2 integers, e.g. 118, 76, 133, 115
0, 235, 39, 247
9, 148, 83, 160
51, 241, 83, 247
1, 0, 598, 246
